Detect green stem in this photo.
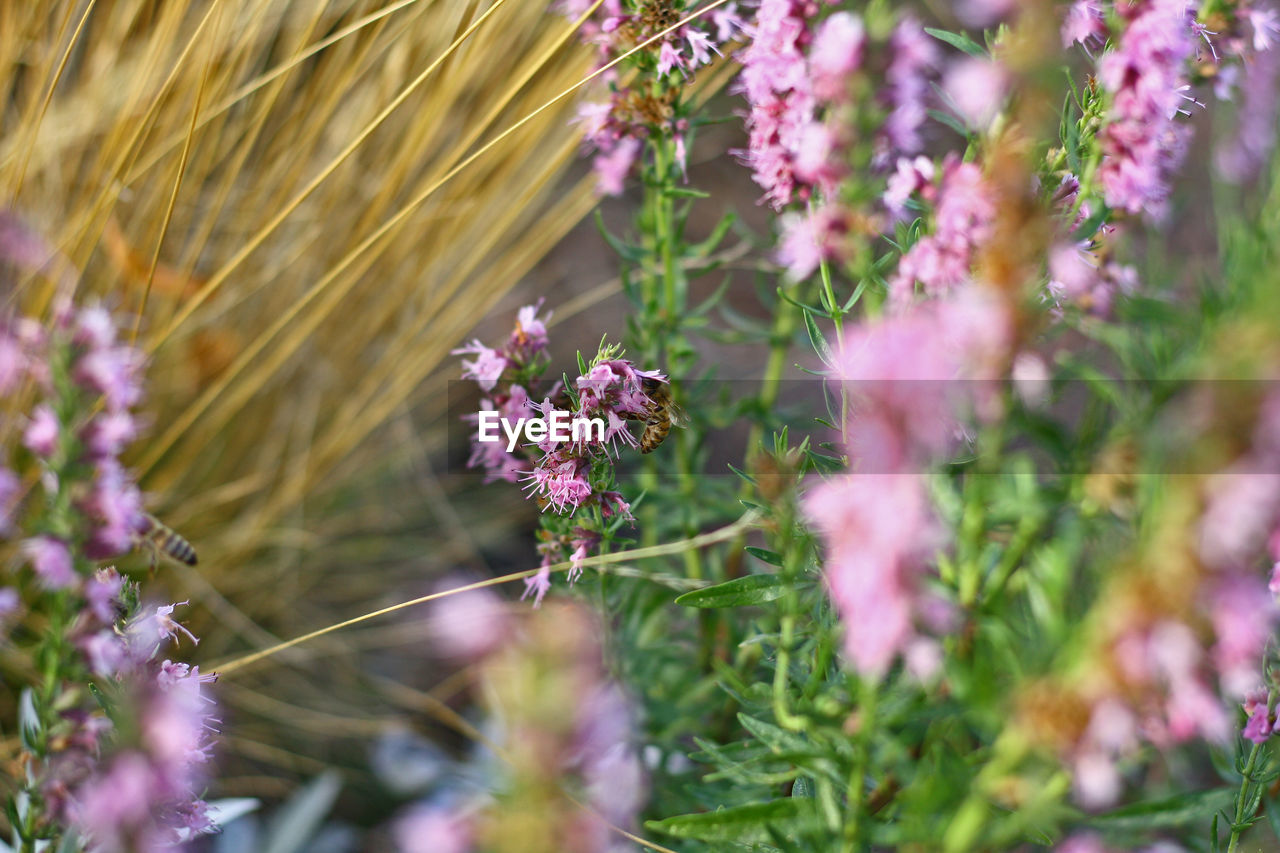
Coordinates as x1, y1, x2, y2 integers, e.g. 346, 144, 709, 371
1227, 742, 1264, 853
842, 676, 876, 852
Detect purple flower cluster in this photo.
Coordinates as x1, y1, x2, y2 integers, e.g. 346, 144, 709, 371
0, 292, 219, 849
3, 299, 148, 574
73, 604, 219, 849
454, 311, 656, 605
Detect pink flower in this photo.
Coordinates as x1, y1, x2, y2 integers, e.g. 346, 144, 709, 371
594, 136, 642, 196
87, 567, 124, 624
511, 302, 550, 355
451, 341, 508, 392
523, 551, 555, 607
130, 602, 199, 655
429, 581, 511, 661
23, 535, 76, 589
713, 3, 744, 42
804, 474, 934, 677
1243, 688, 1274, 743
888, 157, 995, 305
1209, 576, 1275, 697
942, 57, 1009, 130
81, 410, 138, 460
883, 156, 934, 220
81, 460, 145, 559
73, 346, 144, 411
1095, 0, 1197, 218
567, 541, 589, 583
685, 29, 719, 68
808, 12, 864, 103
0, 328, 25, 395
394, 805, 474, 853
23, 403, 58, 458
1062, 0, 1108, 48
657, 40, 684, 76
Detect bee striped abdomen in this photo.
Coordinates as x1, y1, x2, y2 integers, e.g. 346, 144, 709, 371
137, 513, 198, 566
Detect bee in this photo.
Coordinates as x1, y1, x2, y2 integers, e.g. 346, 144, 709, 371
634, 376, 688, 454
134, 512, 198, 568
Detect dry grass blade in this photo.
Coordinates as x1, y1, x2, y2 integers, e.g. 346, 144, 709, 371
212, 511, 758, 675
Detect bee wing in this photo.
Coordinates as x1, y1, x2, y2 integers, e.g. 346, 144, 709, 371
667, 401, 691, 428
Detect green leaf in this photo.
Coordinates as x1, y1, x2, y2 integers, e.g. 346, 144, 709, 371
803, 310, 836, 366
927, 108, 971, 140
675, 574, 786, 608
18, 689, 39, 752
1087, 788, 1235, 832
668, 187, 711, 199
924, 27, 987, 57
646, 799, 813, 843
744, 546, 784, 567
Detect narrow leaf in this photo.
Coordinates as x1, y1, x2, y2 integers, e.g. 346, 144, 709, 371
675, 574, 786, 608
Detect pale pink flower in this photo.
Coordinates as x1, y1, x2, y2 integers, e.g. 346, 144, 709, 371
395, 805, 474, 853
942, 57, 1009, 130
23, 403, 58, 458
594, 136, 642, 196
1062, 0, 1108, 48
451, 341, 508, 392
808, 12, 864, 103
429, 581, 511, 661
23, 535, 76, 589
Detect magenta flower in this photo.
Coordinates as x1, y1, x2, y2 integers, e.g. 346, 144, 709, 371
23, 535, 76, 589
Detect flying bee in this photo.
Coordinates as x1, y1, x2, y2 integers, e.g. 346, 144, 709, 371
134, 513, 197, 568
633, 376, 688, 454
